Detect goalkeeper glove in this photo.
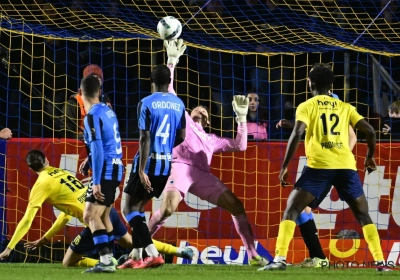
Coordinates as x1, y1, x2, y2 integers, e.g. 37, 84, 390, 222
165, 39, 187, 66
232, 95, 249, 123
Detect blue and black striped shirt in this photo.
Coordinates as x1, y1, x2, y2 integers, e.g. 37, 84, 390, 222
133, 93, 186, 176
84, 103, 124, 184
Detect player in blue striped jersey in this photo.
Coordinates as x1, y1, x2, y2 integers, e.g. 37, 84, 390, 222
80, 75, 124, 273
123, 64, 186, 269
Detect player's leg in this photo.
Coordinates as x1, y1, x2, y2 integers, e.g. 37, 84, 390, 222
296, 207, 328, 267
187, 170, 266, 266
123, 172, 165, 269
148, 190, 182, 235
148, 163, 192, 236
116, 233, 194, 266
64, 227, 98, 267
259, 167, 334, 271
83, 180, 118, 273
335, 170, 386, 271
101, 207, 113, 253
63, 248, 98, 267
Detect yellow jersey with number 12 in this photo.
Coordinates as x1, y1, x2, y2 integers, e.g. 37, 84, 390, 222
28, 166, 86, 221
296, 95, 364, 170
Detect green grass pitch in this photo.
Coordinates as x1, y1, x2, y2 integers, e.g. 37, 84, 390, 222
0, 263, 399, 280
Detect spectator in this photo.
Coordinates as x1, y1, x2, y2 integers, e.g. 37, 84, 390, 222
60, 64, 111, 139
0, 128, 12, 140
382, 101, 400, 140
246, 91, 268, 140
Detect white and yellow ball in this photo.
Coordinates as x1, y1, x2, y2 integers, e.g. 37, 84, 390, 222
157, 16, 182, 40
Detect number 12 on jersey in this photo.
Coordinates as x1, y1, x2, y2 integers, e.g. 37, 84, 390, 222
320, 113, 340, 135
156, 114, 170, 144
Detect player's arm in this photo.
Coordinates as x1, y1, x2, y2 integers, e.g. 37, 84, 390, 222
43, 212, 72, 241
282, 120, 307, 170
0, 128, 12, 140
349, 125, 357, 151
354, 119, 376, 159
214, 96, 249, 153
276, 119, 294, 129
137, 101, 151, 177
24, 212, 72, 250
0, 183, 46, 259
85, 113, 104, 187
174, 109, 186, 147
351, 107, 376, 173
165, 39, 186, 96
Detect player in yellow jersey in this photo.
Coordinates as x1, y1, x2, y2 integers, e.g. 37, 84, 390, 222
259, 63, 387, 272
0, 150, 194, 264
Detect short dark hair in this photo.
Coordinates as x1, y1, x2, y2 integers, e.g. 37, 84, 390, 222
26, 150, 47, 172
308, 63, 335, 93
151, 65, 171, 87
80, 74, 101, 99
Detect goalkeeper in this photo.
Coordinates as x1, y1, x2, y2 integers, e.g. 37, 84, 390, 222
0, 150, 193, 265
146, 40, 268, 266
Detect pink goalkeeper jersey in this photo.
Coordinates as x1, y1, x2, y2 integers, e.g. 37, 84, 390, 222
172, 113, 248, 173
167, 64, 247, 173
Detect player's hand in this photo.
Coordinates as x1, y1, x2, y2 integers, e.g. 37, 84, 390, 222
92, 184, 105, 202
139, 172, 153, 193
0, 128, 12, 140
24, 237, 48, 250
232, 95, 249, 123
276, 119, 294, 129
382, 124, 391, 135
165, 39, 187, 66
364, 157, 377, 174
279, 168, 290, 187
79, 157, 90, 176
0, 248, 11, 260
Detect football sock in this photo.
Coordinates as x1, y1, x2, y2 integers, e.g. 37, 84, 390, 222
362, 224, 384, 261
130, 248, 143, 260
153, 239, 178, 256
148, 209, 168, 236
145, 244, 159, 258
76, 258, 99, 267
298, 215, 326, 259
232, 214, 258, 259
92, 229, 111, 264
274, 220, 296, 261
107, 231, 114, 252
128, 211, 154, 255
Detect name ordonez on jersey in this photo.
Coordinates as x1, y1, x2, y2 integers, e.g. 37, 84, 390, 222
151, 101, 181, 112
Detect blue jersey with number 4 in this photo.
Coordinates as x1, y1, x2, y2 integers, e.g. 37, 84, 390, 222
83, 103, 124, 184
133, 92, 186, 176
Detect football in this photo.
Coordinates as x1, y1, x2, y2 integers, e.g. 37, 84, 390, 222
157, 16, 182, 40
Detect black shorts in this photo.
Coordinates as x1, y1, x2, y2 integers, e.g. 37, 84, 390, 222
295, 166, 364, 209
85, 179, 121, 207
69, 208, 128, 255
124, 172, 168, 200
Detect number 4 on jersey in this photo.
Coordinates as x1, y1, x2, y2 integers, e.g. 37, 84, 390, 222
156, 114, 170, 144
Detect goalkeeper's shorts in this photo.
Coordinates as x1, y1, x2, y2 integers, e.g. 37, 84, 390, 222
164, 163, 228, 206
295, 166, 364, 209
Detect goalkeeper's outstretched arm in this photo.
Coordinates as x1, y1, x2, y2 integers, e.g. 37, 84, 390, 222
165, 39, 186, 96
213, 96, 249, 153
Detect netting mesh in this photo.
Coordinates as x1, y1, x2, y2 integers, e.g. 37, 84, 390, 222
1, 0, 400, 265
1, 1, 400, 55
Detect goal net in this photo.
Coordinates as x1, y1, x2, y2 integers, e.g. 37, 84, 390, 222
1, 0, 400, 265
